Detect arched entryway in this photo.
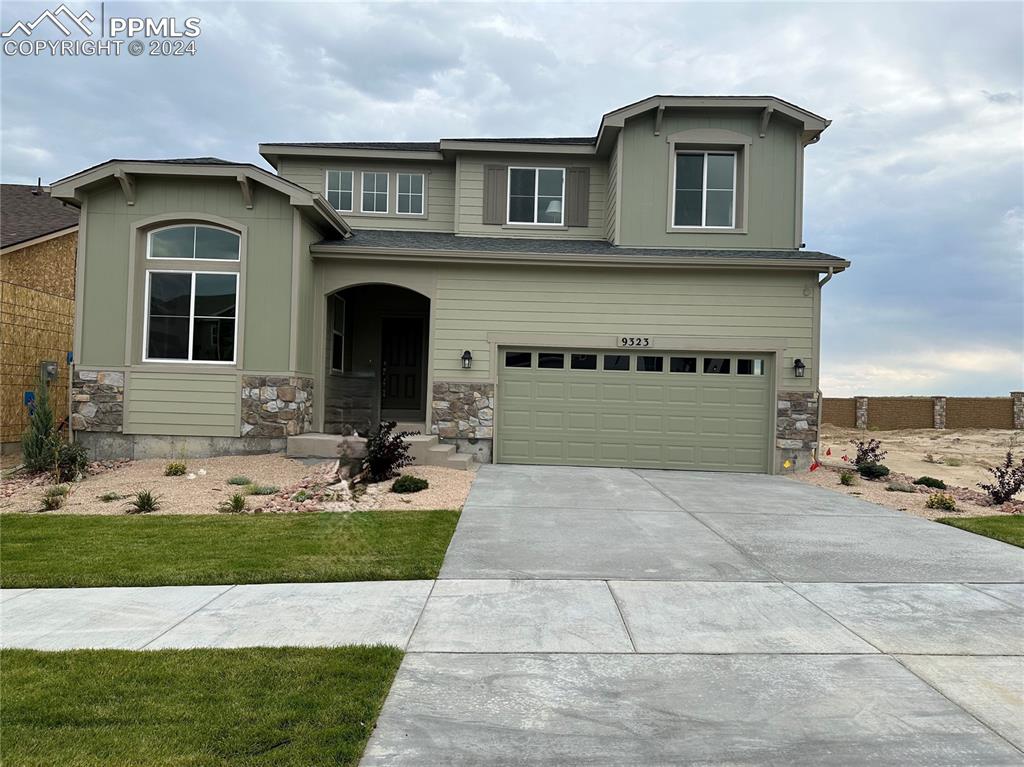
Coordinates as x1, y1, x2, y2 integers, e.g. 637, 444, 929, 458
324, 284, 430, 435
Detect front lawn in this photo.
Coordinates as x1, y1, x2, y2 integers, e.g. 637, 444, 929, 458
0, 646, 402, 766
0, 511, 459, 588
937, 515, 1024, 548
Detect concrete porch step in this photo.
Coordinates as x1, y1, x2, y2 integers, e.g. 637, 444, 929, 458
286, 432, 475, 471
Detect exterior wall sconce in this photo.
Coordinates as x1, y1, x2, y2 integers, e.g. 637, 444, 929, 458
793, 359, 806, 378
461, 350, 473, 370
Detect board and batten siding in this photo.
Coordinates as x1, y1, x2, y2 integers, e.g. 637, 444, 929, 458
456, 154, 608, 239
605, 138, 619, 243
125, 371, 239, 437
275, 158, 455, 232
428, 265, 817, 392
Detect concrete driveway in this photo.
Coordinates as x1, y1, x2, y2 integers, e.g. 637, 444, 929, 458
363, 464, 1024, 766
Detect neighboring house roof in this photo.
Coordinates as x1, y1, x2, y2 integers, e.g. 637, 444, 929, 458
1, 183, 80, 250
312, 229, 849, 271
48, 158, 352, 238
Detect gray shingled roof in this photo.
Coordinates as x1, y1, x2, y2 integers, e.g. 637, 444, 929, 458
263, 137, 598, 151
316, 229, 846, 264
1, 184, 80, 249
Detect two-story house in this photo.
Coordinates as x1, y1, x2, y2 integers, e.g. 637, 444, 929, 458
50, 95, 848, 473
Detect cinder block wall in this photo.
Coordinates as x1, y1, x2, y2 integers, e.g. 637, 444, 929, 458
822, 395, 1018, 430
946, 398, 1014, 429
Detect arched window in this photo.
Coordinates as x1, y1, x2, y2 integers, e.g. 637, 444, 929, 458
147, 224, 240, 261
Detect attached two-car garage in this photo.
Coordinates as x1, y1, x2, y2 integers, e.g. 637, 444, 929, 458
496, 348, 773, 473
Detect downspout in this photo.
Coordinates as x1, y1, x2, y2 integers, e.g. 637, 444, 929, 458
814, 267, 835, 463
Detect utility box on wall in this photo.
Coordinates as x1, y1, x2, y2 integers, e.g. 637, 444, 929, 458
40, 361, 58, 383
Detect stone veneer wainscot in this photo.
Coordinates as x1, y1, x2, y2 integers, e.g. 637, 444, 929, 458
776, 390, 818, 471
431, 382, 494, 439
241, 375, 314, 438
71, 370, 125, 432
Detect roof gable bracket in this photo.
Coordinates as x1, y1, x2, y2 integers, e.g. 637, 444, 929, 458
113, 169, 135, 206
236, 174, 254, 209
654, 104, 665, 136
759, 105, 774, 138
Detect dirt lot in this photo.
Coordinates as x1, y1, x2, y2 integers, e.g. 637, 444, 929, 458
791, 425, 1022, 520
1, 454, 474, 515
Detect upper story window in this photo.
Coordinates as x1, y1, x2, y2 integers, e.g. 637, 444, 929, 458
508, 167, 564, 225
361, 172, 389, 214
145, 271, 237, 363
397, 173, 425, 215
148, 225, 240, 261
673, 151, 736, 229
326, 170, 354, 212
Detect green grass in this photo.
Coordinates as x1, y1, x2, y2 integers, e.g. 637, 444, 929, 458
0, 646, 402, 767
0, 510, 460, 588
937, 515, 1024, 548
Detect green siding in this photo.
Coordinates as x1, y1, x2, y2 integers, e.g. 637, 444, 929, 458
294, 215, 320, 375
125, 371, 238, 437
618, 109, 800, 249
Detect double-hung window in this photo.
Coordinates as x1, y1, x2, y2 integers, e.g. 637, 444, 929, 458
396, 173, 425, 215
673, 151, 736, 228
508, 167, 564, 224
145, 271, 238, 363
326, 170, 354, 212
361, 171, 388, 213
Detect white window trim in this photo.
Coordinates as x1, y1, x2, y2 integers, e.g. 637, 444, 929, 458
506, 166, 565, 226
395, 172, 426, 216
325, 169, 354, 213
330, 295, 346, 374
142, 269, 239, 365
146, 224, 241, 261
360, 171, 389, 214
671, 150, 737, 230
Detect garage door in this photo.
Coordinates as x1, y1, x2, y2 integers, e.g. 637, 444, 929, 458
496, 349, 773, 472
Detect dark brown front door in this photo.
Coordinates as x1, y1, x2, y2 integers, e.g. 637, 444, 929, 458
380, 317, 423, 412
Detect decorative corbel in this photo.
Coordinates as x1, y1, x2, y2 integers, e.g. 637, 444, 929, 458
654, 104, 665, 136
759, 105, 774, 138
237, 174, 254, 209
113, 169, 135, 206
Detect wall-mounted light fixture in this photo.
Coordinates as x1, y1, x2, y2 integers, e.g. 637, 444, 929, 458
793, 359, 806, 378
461, 350, 473, 370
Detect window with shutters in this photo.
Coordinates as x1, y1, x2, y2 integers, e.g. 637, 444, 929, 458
507, 167, 565, 225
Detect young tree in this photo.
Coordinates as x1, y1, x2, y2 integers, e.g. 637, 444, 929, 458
21, 371, 56, 472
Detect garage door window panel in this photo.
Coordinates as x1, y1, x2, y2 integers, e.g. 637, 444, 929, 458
737, 358, 766, 376
571, 353, 597, 370
603, 354, 630, 371
505, 351, 532, 368
637, 356, 664, 372
703, 357, 731, 374
538, 352, 565, 369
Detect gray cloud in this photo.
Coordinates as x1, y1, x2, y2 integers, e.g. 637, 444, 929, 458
2, 0, 1021, 395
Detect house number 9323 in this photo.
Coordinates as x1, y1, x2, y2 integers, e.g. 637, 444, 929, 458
618, 336, 652, 348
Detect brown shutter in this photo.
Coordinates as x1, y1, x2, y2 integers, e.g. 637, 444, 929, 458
565, 167, 590, 227
482, 165, 507, 225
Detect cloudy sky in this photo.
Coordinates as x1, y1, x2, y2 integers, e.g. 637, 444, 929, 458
2, 1, 1021, 396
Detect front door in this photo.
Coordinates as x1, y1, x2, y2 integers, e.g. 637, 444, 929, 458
380, 317, 424, 413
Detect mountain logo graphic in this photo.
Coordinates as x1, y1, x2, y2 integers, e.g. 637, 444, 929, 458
1, 4, 95, 37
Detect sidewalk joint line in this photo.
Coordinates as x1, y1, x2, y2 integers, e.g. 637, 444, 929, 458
605, 580, 638, 654
137, 584, 237, 650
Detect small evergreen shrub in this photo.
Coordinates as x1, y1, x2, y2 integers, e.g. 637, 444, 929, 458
392, 474, 429, 494
98, 491, 122, 503
227, 476, 252, 486
943, 456, 964, 467
218, 493, 248, 514
978, 451, 1024, 505
858, 462, 890, 480
851, 438, 887, 468
21, 372, 56, 472
914, 476, 946, 490
245, 484, 279, 496
125, 490, 160, 514
291, 489, 312, 502
41, 484, 70, 509
53, 441, 89, 483
164, 461, 187, 477
886, 480, 916, 493
839, 470, 856, 486
925, 492, 957, 512
362, 421, 414, 482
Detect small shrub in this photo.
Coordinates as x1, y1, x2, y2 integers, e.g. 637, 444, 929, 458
978, 451, 1024, 505
925, 492, 957, 512
858, 462, 890, 480
886, 480, 916, 493
362, 421, 414, 482
98, 491, 122, 503
942, 456, 963, 467
44, 484, 70, 497
218, 493, 248, 514
392, 474, 429, 494
227, 475, 252, 486
53, 441, 89, 483
40, 489, 66, 511
291, 489, 312, 503
245, 484, 279, 496
914, 476, 946, 490
21, 371, 56, 472
125, 490, 160, 514
164, 461, 187, 477
839, 470, 856, 486
851, 438, 887, 468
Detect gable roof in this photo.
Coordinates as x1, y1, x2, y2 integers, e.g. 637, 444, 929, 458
1, 183, 80, 250
49, 158, 351, 238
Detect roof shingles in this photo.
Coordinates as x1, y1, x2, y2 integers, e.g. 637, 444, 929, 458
1, 184, 80, 249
